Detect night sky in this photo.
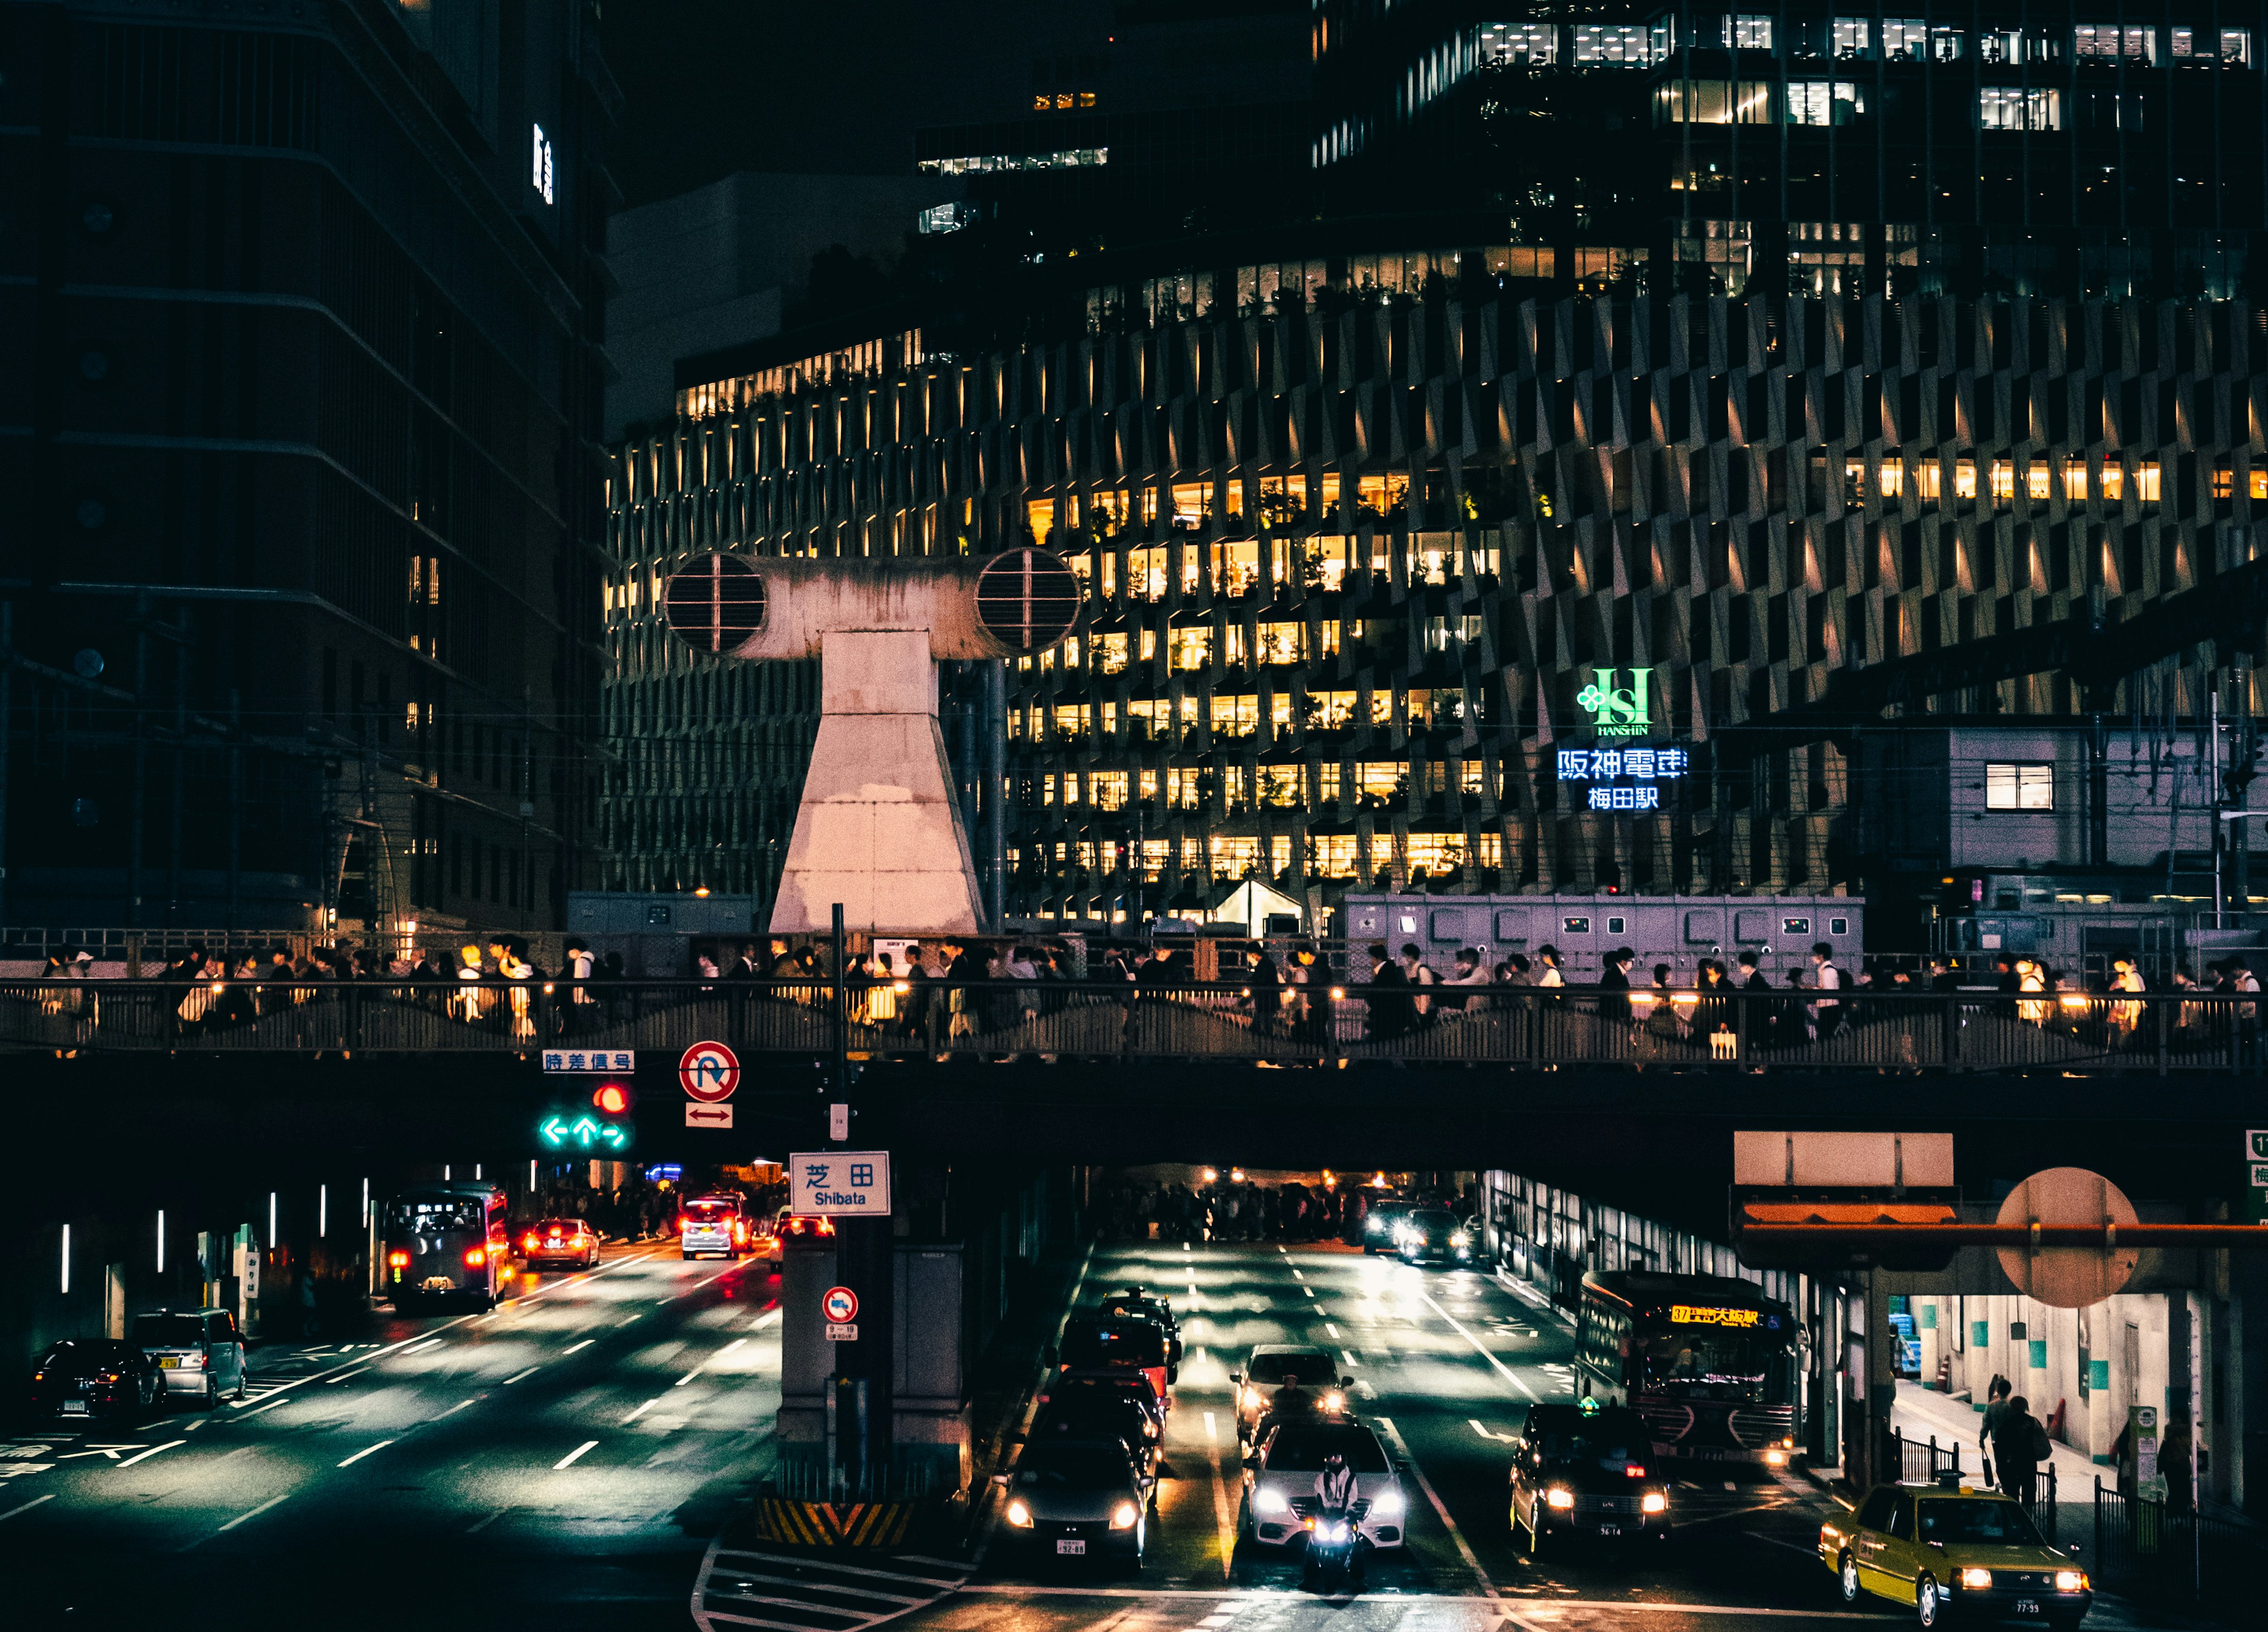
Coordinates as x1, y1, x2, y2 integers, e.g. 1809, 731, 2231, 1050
601, 0, 1113, 207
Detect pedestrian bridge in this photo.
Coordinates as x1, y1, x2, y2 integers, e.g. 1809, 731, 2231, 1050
2, 977, 2256, 1076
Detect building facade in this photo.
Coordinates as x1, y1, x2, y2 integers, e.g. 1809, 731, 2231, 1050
0, 0, 614, 934
605, 272, 2268, 931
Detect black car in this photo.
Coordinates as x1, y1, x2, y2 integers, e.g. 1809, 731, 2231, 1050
1397, 1207, 1474, 1265
29, 1338, 158, 1422
1510, 1401, 1674, 1549
1030, 1391, 1162, 1489
1097, 1286, 1182, 1368
1360, 1200, 1416, 1254
996, 1436, 1150, 1568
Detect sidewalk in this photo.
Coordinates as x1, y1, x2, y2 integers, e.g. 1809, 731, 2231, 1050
1894, 1379, 2104, 1495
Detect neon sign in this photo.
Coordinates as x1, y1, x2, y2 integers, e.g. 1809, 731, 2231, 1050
1557, 744, 1690, 812
1576, 668, 1654, 737
1669, 1304, 1759, 1327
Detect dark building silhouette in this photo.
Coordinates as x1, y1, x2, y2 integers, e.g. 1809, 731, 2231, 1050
0, 0, 615, 936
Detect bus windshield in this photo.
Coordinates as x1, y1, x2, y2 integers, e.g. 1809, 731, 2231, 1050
1634, 1321, 1785, 1401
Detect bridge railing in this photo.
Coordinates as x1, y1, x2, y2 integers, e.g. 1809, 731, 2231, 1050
0, 977, 2259, 1070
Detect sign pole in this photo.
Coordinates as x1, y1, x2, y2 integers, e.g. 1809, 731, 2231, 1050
823, 900, 891, 1493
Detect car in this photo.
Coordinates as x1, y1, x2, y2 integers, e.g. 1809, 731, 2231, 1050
28, 1338, 159, 1422
1028, 1395, 1162, 1492
678, 1194, 750, 1259
1052, 1313, 1173, 1403
1821, 1475, 2093, 1628
1229, 1344, 1348, 1444
774, 1209, 836, 1250
1097, 1285, 1182, 1367
520, 1217, 601, 1268
1360, 1200, 1416, 1253
1396, 1207, 1474, 1266
997, 1435, 1150, 1569
1240, 1418, 1408, 1553
1510, 1400, 1673, 1549
132, 1307, 247, 1409
1041, 1370, 1167, 1446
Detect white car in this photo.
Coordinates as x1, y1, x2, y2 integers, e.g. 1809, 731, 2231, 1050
1240, 1418, 1408, 1553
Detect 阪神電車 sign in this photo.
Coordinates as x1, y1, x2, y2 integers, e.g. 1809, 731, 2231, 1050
790, 1150, 892, 1217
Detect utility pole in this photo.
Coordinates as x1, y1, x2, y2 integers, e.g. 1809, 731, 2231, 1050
827, 900, 893, 1493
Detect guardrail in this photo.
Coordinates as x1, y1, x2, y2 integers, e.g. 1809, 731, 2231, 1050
2092, 1476, 2267, 1612
4, 978, 2264, 1071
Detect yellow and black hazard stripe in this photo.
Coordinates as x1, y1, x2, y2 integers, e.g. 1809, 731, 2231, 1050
749, 1498, 915, 1548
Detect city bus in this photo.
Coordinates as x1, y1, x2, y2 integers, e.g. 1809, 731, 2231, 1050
382, 1181, 510, 1307
1573, 1271, 1799, 1465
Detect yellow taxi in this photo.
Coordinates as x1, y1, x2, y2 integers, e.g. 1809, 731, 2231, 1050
1820, 1474, 2093, 1628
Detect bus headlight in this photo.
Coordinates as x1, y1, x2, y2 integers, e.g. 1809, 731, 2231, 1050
1957, 1569, 1993, 1591
1545, 1488, 1575, 1510
1641, 1492, 1667, 1515
1765, 1448, 1788, 1465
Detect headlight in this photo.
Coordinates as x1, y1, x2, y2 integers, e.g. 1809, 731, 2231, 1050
1641, 1492, 1667, 1515
1366, 1216, 1384, 1232
1241, 1387, 1262, 1410
1765, 1448, 1788, 1466
1005, 1499, 1033, 1527
1254, 1487, 1289, 1515
1546, 1488, 1575, 1510
2054, 1571, 2087, 1593
1369, 1489, 1404, 1519
1110, 1502, 1140, 1530
1323, 1391, 1345, 1412
1957, 1569, 1993, 1591
1451, 1231, 1469, 1248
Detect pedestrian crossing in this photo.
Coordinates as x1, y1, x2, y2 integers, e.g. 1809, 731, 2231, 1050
692, 1544, 967, 1632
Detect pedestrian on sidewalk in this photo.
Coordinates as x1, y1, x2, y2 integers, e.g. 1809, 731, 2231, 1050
1991, 1394, 2051, 1504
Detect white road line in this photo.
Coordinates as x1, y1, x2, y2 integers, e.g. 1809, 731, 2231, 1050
1291, 1269, 1305, 1280
432, 1400, 475, 1419
625, 1397, 663, 1422
502, 1367, 540, 1385
1342, 1351, 1361, 1369
618, 1314, 642, 1326
337, 1439, 394, 1468
115, 1440, 186, 1468
328, 1367, 371, 1384
1203, 1411, 1218, 1443
562, 1339, 594, 1354
554, 1440, 599, 1469
751, 1308, 781, 1329
1469, 1419, 1514, 1442
1302, 1285, 1314, 1298
1325, 1323, 1341, 1339
0, 1494, 54, 1523
217, 1493, 291, 1531
716, 1337, 747, 1356
1419, 1289, 1539, 1399
1205, 1443, 1237, 1581
399, 1337, 445, 1354
467, 1506, 509, 1534
1373, 1415, 1498, 1601
674, 1371, 699, 1387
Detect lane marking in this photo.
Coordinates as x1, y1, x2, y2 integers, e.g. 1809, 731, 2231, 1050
503, 1367, 540, 1385
617, 1315, 642, 1327
715, 1337, 747, 1356
1205, 1442, 1237, 1581
1373, 1415, 1498, 1601
1203, 1411, 1218, 1444
1291, 1269, 1305, 1280
337, 1439, 394, 1468
1342, 1351, 1361, 1369
554, 1440, 599, 1469
115, 1440, 186, 1468
328, 1367, 371, 1384
399, 1337, 445, 1355
953, 1585, 1883, 1613
751, 1308, 781, 1330
433, 1400, 476, 1419
674, 1372, 698, 1387
625, 1397, 663, 1422
1419, 1289, 1538, 1399
1469, 1419, 1514, 1442
562, 1339, 594, 1354
1325, 1323, 1341, 1339
467, 1506, 509, 1533
659, 1259, 750, 1302
0, 1494, 54, 1523
217, 1492, 291, 1531
1302, 1286, 1315, 1298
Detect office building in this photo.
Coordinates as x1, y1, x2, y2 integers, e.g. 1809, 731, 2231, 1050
0, 0, 614, 934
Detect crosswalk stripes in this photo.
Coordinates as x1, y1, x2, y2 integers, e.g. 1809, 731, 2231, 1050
692, 1544, 967, 1632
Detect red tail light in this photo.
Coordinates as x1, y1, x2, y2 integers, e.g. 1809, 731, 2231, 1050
464, 1248, 486, 1267
523, 1233, 540, 1251
387, 1251, 410, 1268
817, 1218, 836, 1236
1625, 1465, 1648, 1478
734, 1222, 748, 1242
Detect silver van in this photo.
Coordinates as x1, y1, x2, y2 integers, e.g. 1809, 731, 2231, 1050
132, 1308, 246, 1408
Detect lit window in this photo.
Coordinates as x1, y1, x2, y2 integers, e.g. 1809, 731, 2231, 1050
1575, 24, 1653, 63
1882, 19, 1961, 59
1985, 763, 2054, 811
1980, 87, 2061, 130
1480, 23, 1557, 66
1787, 81, 1865, 124
1723, 15, 1772, 50
1832, 18, 1871, 57
2073, 25, 2156, 62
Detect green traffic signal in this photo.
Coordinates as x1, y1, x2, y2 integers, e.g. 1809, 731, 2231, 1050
537, 1110, 634, 1153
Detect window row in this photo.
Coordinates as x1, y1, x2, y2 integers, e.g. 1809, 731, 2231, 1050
1479, 18, 2251, 68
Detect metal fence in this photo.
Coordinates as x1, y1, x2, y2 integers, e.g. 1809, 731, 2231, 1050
1, 978, 2263, 1070
1892, 1428, 1965, 1484
2091, 1477, 2268, 1612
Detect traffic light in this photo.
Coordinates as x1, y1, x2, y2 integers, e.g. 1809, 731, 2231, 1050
592, 1081, 634, 1115
537, 1098, 634, 1153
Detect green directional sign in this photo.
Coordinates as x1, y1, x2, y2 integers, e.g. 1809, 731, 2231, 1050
538, 1110, 634, 1153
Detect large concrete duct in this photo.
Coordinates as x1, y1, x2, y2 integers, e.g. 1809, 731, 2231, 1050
662, 549, 1078, 936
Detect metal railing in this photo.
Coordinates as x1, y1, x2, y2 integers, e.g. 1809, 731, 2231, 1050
1892, 1428, 1964, 1485
2092, 1476, 2267, 1611
2, 978, 2263, 1069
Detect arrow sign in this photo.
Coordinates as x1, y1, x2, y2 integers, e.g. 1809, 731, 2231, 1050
540, 1117, 568, 1145
686, 1104, 736, 1129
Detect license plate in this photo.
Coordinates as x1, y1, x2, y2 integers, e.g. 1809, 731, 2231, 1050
61, 1401, 88, 1414
1597, 1523, 1621, 1537
158, 1357, 180, 1369
2014, 1601, 2041, 1615
1055, 1539, 1086, 1556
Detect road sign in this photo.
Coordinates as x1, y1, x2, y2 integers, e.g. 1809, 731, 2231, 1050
679, 1040, 740, 1102
538, 1112, 633, 1153
685, 1103, 735, 1129
825, 1323, 859, 1342
823, 1285, 859, 1323
543, 1050, 634, 1072
790, 1150, 892, 1217
1995, 1167, 2140, 1308
2249, 1131, 2268, 1223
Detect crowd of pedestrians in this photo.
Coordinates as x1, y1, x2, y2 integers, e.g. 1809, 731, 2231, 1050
1100, 1173, 1479, 1246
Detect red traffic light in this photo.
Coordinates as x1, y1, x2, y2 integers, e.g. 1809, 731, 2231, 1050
593, 1082, 631, 1115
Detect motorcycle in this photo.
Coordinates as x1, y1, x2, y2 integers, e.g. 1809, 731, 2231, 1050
1302, 1507, 1366, 1592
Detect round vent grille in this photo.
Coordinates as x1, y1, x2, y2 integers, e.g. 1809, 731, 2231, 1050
663, 553, 766, 653
975, 548, 1081, 652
